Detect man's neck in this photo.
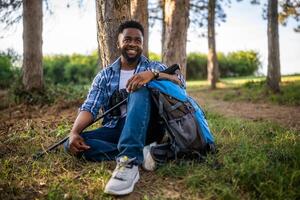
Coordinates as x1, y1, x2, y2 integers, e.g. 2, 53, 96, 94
120, 56, 139, 70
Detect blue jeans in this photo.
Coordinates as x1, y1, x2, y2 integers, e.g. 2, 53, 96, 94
64, 87, 163, 165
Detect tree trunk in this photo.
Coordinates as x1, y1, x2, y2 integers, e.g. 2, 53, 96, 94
22, 0, 43, 91
161, 0, 165, 57
162, 0, 189, 77
267, 0, 281, 93
95, 0, 131, 68
131, 0, 149, 58
207, 0, 219, 89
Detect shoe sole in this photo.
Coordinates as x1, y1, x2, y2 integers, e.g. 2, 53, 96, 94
104, 172, 140, 195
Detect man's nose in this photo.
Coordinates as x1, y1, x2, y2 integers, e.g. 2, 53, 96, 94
128, 40, 138, 46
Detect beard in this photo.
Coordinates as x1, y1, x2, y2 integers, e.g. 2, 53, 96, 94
121, 48, 142, 64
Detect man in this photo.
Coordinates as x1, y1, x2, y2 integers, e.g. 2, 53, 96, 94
64, 20, 184, 195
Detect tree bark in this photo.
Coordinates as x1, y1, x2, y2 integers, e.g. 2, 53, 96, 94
161, 0, 165, 57
267, 0, 281, 93
207, 0, 219, 89
95, 0, 131, 68
131, 0, 149, 58
22, 0, 43, 91
162, 0, 189, 77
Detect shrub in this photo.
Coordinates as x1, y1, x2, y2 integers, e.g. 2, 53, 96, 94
186, 52, 207, 80
0, 49, 19, 89
186, 50, 261, 80
43, 51, 99, 85
43, 55, 70, 84
222, 50, 261, 77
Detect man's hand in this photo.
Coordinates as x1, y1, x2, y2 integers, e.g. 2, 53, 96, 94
126, 71, 154, 92
68, 133, 90, 155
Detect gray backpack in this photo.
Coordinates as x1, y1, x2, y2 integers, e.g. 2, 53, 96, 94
147, 80, 216, 163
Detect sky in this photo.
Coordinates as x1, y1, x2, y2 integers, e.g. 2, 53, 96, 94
0, 0, 299, 75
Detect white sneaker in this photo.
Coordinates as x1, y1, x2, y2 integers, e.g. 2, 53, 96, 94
142, 142, 157, 171
104, 156, 139, 195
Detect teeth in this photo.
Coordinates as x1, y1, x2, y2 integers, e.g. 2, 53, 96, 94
127, 50, 136, 54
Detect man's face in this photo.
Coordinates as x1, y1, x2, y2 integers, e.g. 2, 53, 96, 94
118, 28, 143, 63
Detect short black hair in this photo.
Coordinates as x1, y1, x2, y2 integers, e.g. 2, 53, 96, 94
117, 20, 144, 36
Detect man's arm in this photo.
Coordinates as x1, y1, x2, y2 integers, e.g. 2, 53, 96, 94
126, 71, 181, 92
156, 72, 181, 85
68, 111, 93, 154
68, 70, 107, 154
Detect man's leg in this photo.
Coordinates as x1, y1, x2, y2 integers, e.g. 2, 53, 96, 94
117, 86, 152, 164
105, 87, 152, 195
64, 118, 125, 162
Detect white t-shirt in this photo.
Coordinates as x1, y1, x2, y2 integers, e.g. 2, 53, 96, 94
119, 69, 135, 117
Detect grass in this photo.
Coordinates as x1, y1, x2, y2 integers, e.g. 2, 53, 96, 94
187, 75, 300, 106
1, 75, 299, 199
158, 112, 300, 199
1, 107, 299, 199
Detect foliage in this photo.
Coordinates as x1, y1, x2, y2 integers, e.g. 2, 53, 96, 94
186, 52, 208, 79
9, 76, 88, 105
186, 50, 261, 80
43, 52, 99, 85
149, 51, 161, 61
219, 50, 261, 77
186, 75, 300, 106
0, 49, 20, 89
0, 0, 22, 28
223, 78, 300, 106
279, 0, 300, 32
0, 54, 14, 88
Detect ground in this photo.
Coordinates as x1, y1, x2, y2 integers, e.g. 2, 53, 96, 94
0, 85, 299, 199
191, 89, 300, 131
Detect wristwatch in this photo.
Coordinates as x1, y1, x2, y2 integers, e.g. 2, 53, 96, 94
151, 69, 160, 79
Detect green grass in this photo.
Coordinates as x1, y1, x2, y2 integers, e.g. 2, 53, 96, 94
1, 109, 299, 199
187, 75, 300, 106
1, 75, 299, 199
157, 112, 300, 199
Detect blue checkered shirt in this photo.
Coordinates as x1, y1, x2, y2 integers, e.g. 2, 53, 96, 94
80, 55, 185, 128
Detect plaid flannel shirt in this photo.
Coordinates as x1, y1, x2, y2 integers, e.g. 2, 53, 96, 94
80, 55, 185, 128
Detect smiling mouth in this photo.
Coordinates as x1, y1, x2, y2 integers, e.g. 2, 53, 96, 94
126, 49, 137, 56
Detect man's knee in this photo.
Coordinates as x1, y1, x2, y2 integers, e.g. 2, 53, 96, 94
128, 87, 150, 100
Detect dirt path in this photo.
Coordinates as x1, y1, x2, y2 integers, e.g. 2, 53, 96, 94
190, 91, 300, 131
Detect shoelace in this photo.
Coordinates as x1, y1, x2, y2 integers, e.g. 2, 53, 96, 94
117, 157, 136, 170
113, 157, 137, 180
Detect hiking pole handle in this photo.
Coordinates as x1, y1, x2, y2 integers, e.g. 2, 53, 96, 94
162, 64, 180, 75
33, 98, 127, 160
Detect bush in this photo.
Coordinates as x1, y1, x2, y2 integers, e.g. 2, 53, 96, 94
186, 50, 261, 80
221, 50, 261, 77
0, 49, 19, 89
186, 53, 207, 80
10, 77, 88, 105
43, 51, 99, 85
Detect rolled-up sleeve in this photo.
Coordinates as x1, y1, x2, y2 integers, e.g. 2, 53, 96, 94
80, 71, 106, 120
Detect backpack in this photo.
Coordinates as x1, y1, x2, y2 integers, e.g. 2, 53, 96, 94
147, 80, 216, 163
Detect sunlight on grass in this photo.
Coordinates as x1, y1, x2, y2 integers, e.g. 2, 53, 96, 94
1, 75, 300, 199
187, 75, 300, 90
157, 112, 300, 199
187, 75, 300, 106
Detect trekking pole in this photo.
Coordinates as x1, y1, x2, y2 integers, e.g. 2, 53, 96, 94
33, 98, 127, 160
33, 64, 180, 160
